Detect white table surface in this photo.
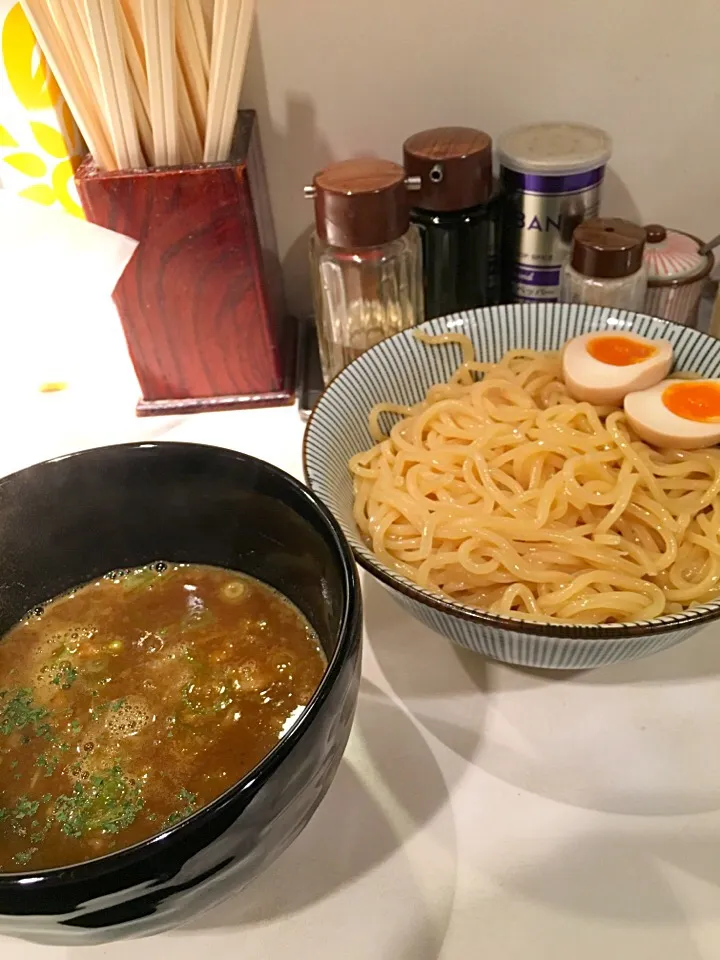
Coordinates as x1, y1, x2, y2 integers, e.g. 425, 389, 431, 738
3, 305, 720, 960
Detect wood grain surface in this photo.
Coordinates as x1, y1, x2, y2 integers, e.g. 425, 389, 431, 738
76, 111, 295, 414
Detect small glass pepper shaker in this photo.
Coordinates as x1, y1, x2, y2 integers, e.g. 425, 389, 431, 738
559, 218, 648, 310
306, 158, 424, 384
403, 126, 503, 317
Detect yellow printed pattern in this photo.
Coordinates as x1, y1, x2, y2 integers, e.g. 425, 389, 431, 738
0, 2, 84, 218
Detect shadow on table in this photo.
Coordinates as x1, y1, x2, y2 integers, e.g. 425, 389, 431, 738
179, 678, 452, 932
364, 575, 720, 817
363, 575, 489, 764
579, 624, 720, 685
510, 828, 720, 925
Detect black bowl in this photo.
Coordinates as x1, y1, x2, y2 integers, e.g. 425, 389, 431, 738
0, 442, 362, 946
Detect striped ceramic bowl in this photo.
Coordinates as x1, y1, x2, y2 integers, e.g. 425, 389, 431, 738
303, 303, 720, 669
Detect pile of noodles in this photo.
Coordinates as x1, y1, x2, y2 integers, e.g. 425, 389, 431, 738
349, 332, 720, 625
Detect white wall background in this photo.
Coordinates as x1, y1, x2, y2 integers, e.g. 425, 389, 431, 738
242, 0, 720, 317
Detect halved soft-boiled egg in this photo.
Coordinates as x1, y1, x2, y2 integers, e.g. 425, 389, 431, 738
562, 331, 673, 406
625, 379, 720, 449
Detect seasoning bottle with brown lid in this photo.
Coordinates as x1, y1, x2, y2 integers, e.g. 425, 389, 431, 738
306, 158, 424, 384
560, 218, 648, 310
403, 127, 502, 317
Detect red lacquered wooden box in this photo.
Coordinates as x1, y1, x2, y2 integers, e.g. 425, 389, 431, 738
76, 110, 295, 415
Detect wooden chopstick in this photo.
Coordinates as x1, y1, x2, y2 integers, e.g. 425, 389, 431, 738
84, 0, 129, 168
186, 0, 210, 82
204, 0, 240, 162
157, 0, 179, 165
23, 0, 249, 171
129, 76, 153, 166
119, 0, 145, 60
177, 68, 203, 163
46, 0, 113, 151
215, 0, 255, 162
46, 2, 92, 88
106, 0, 146, 168
177, 0, 208, 140
85, 0, 145, 170
140, 0, 167, 165
117, 0, 153, 164
20, 0, 116, 169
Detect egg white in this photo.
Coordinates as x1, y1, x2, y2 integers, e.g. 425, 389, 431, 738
562, 332, 673, 406
624, 379, 720, 449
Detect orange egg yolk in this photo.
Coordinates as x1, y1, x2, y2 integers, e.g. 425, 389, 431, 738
586, 336, 657, 366
662, 381, 720, 423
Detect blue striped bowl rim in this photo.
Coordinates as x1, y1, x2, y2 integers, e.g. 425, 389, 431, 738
303, 303, 720, 644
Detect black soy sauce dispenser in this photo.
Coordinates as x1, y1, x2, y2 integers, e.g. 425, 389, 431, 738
404, 126, 503, 317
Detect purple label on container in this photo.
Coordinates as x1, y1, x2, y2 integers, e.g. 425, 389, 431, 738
517, 296, 559, 303
502, 166, 605, 196
502, 162, 606, 301
516, 265, 561, 286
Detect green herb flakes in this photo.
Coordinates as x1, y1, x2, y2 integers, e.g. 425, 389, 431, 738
13, 848, 36, 866
163, 787, 198, 828
0, 689, 51, 739
51, 662, 78, 690
12, 797, 40, 820
52, 765, 143, 839
36, 753, 60, 777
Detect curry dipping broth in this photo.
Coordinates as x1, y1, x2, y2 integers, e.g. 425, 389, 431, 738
0, 564, 326, 872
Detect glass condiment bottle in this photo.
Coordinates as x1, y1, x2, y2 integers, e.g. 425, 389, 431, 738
559, 218, 647, 310
305, 158, 424, 384
403, 126, 502, 317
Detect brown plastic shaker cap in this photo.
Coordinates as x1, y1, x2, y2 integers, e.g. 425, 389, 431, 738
310, 158, 412, 248
571, 218, 646, 279
403, 127, 493, 211
645, 224, 667, 243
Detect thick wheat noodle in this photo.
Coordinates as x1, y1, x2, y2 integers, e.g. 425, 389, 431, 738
349, 331, 720, 625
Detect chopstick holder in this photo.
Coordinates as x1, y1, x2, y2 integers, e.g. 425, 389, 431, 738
75, 110, 296, 415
